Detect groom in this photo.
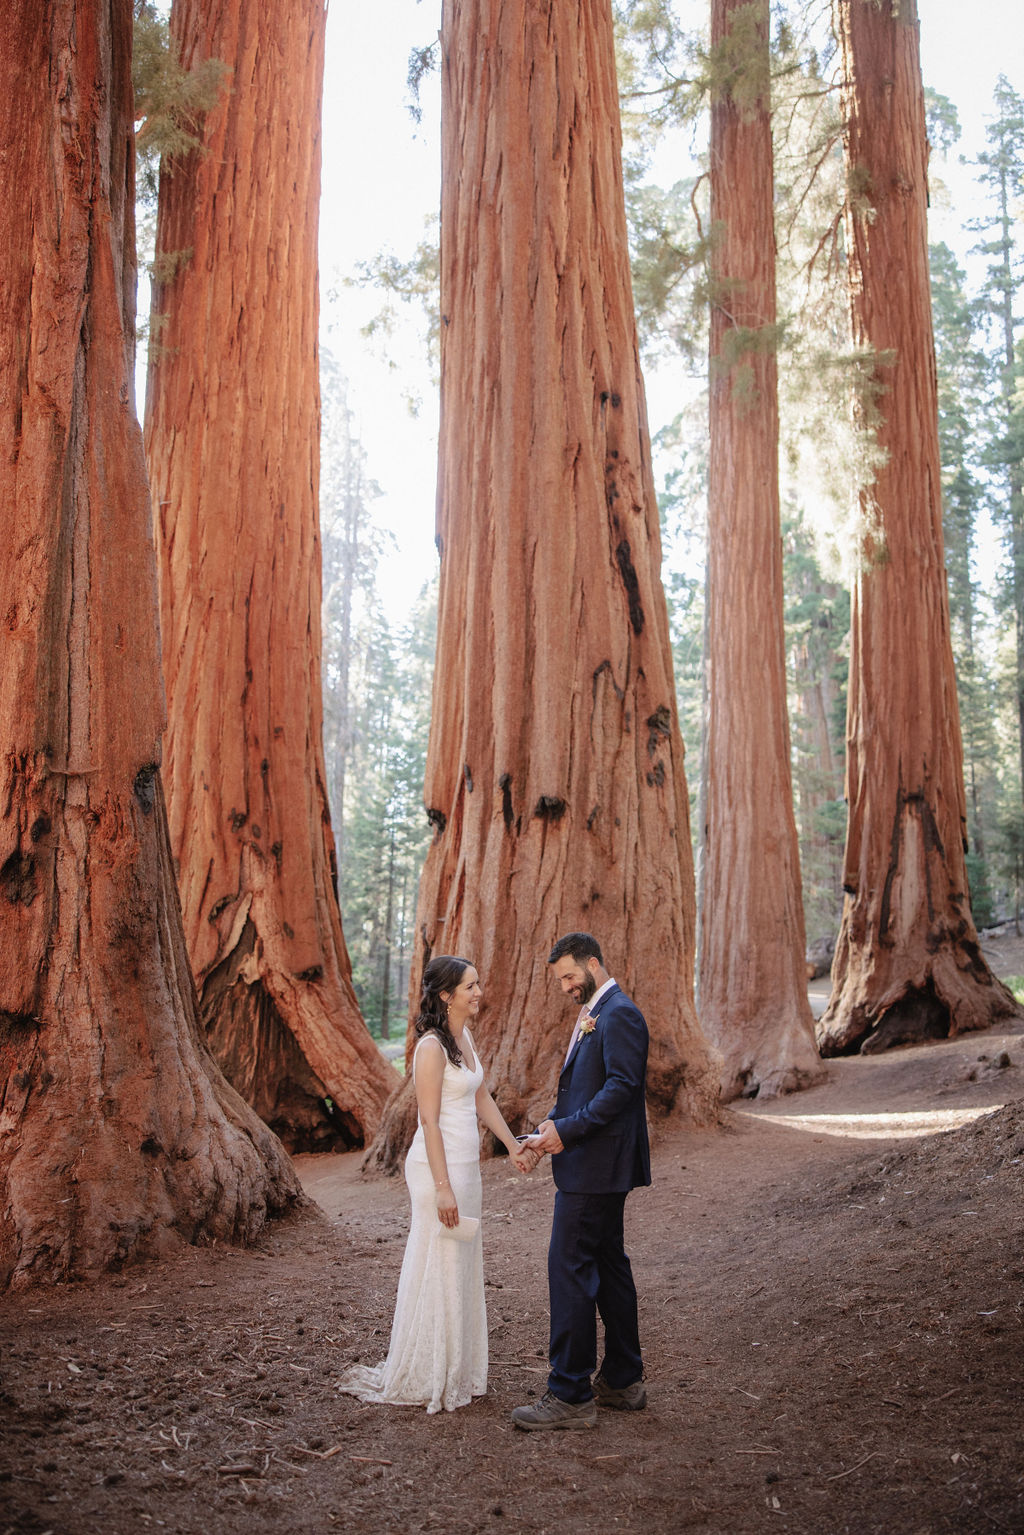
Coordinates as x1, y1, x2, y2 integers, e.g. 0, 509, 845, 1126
511, 932, 650, 1430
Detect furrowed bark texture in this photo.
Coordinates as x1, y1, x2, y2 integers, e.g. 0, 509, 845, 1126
820, 0, 1018, 1054
372, 0, 719, 1166
0, 0, 300, 1288
699, 0, 823, 1100
144, 0, 399, 1149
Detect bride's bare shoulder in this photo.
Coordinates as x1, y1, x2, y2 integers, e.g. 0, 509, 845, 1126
412, 1031, 447, 1067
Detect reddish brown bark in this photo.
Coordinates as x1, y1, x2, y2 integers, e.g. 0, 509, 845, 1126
0, 0, 300, 1287
699, 0, 823, 1100
371, 0, 719, 1166
819, 0, 1018, 1054
144, 0, 399, 1148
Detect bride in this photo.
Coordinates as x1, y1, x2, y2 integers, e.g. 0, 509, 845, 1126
338, 955, 533, 1413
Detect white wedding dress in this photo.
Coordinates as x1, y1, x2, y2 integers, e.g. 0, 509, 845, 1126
338, 1031, 488, 1413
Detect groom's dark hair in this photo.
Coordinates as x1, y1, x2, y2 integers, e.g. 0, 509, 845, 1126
548, 931, 603, 967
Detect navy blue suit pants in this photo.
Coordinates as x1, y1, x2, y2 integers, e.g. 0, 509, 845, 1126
547, 1189, 642, 1403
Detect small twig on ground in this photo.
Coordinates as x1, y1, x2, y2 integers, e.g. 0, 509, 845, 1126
271, 1454, 308, 1473
826, 1451, 880, 1481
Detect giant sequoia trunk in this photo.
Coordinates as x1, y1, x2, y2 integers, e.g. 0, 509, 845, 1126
372, 0, 719, 1167
144, 0, 399, 1148
819, 0, 1018, 1054
0, 0, 300, 1288
699, 0, 823, 1100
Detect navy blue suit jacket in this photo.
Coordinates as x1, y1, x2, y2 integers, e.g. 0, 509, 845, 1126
549, 982, 651, 1195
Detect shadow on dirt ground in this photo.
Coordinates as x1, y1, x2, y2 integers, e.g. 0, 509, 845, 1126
2, 947, 1023, 1534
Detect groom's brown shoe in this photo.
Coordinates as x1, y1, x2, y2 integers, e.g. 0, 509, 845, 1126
593, 1372, 647, 1411
511, 1391, 598, 1430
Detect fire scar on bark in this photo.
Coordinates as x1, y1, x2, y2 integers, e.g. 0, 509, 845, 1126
819, 786, 1020, 1057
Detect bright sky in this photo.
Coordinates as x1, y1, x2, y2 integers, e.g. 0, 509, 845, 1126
317, 0, 1023, 623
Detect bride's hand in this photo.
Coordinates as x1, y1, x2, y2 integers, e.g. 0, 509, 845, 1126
511, 1144, 537, 1174
435, 1182, 459, 1227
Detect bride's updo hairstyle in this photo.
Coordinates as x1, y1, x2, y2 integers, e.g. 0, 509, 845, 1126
414, 955, 472, 1068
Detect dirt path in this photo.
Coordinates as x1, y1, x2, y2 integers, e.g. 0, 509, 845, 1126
2, 1010, 1023, 1534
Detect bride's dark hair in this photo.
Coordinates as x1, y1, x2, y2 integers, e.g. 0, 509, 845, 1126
414, 955, 472, 1067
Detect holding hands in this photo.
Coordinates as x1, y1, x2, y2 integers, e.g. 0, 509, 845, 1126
510, 1142, 538, 1175
511, 1118, 563, 1172
523, 1119, 564, 1156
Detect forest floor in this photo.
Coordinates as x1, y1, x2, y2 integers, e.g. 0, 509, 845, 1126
3, 939, 1024, 1535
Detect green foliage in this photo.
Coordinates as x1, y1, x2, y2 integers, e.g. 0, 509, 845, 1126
132, 1, 229, 205
653, 404, 707, 865
626, 179, 710, 362
710, 319, 787, 415
665, 563, 705, 868
132, 0, 228, 340
704, 2, 770, 117
929, 235, 1002, 909
319, 354, 434, 1039
971, 78, 1024, 490
783, 507, 850, 940
336, 593, 435, 1040
924, 87, 961, 160
844, 161, 876, 225
918, 131, 1024, 927
991, 800, 1024, 931
406, 42, 439, 125
964, 74, 1024, 915
613, 0, 703, 145
349, 217, 441, 405
745, 14, 887, 585
965, 853, 996, 932
148, 246, 194, 285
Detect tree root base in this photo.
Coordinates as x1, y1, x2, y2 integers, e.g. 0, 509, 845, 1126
818, 976, 1021, 1058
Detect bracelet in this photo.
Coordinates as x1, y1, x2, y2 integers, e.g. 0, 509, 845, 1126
434, 1179, 451, 1190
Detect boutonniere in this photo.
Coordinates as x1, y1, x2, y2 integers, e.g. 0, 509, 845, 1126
578, 1017, 596, 1037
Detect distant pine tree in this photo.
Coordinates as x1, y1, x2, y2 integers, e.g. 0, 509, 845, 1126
971, 78, 1024, 812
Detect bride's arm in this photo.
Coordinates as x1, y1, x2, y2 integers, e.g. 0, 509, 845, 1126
414, 1038, 459, 1227
475, 1080, 534, 1172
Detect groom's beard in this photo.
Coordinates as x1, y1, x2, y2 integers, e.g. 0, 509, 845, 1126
573, 972, 597, 1006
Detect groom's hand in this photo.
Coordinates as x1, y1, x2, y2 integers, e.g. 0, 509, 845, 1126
530, 1119, 564, 1155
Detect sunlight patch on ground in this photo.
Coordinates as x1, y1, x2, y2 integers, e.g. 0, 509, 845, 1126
735, 1105, 1007, 1139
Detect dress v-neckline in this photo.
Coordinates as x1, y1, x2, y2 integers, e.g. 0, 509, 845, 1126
455, 1028, 478, 1074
